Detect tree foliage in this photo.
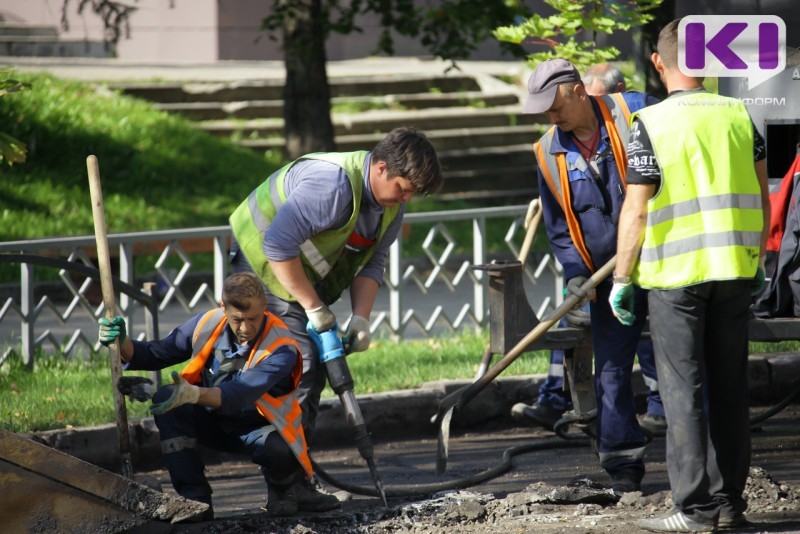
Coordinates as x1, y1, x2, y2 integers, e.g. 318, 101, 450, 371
493, 0, 662, 74
0, 74, 31, 166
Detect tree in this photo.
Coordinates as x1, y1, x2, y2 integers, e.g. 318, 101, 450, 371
493, 0, 663, 86
62, 0, 529, 159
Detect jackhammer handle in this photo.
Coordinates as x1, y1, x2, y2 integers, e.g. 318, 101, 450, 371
446, 256, 617, 412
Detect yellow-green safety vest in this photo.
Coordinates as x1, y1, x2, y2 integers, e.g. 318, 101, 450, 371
230, 151, 401, 304
632, 92, 763, 289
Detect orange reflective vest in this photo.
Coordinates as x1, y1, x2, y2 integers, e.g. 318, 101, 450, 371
533, 93, 631, 273
180, 308, 312, 478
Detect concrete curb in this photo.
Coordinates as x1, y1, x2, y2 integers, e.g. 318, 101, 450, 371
27, 354, 800, 472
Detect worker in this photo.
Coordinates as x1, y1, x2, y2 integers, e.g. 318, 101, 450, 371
512, 63, 667, 437
228, 127, 442, 434
522, 58, 659, 493
97, 272, 340, 518
612, 19, 768, 532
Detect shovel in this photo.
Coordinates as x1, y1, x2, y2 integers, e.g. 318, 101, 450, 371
435, 256, 616, 474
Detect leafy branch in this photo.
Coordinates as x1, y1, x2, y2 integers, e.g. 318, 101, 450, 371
0, 75, 32, 166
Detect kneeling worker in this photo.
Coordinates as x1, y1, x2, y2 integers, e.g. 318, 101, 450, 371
98, 272, 339, 518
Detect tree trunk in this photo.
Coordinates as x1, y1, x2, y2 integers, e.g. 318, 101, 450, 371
282, 0, 336, 159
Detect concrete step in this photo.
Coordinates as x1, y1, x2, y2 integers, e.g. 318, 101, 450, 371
438, 144, 537, 172
198, 105, 544, 138
116, 73, 482, 104
155, 90, 520, 121
0, 37, 108, 58
438, 165, 537, 197
0, 24, 59, 37
238, 124, 544, 154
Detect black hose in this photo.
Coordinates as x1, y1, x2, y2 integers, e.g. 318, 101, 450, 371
311, 437, 588, 498
749, 378, 800, 425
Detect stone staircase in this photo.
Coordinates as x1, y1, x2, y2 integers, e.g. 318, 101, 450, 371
113, 72, 549, 201
0, 23, 107, 58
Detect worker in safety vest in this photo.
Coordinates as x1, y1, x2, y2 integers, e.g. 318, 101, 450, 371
522, 58, 659, 493
512, 62, 667, 438
228, 127, 442, 442
98, 272, 339, 518
612, 19, 768, 532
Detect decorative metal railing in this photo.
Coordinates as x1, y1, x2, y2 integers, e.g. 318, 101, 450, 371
0, 205, 564, 367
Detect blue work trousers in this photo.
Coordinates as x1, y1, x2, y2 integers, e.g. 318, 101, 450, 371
152, 387, 301, 505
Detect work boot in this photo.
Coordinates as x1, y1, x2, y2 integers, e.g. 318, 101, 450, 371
264, 475, 299, 517
510, 402, 563, 431
610, 469, 643, 494
639, 414, 668, 437
294, 477, 341, 512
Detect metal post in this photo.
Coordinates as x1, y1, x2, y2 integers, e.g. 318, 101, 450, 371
20, 262, 34, 370
389, 237, 402, 340
472, 216, 487, 325
142, 282, 161, 387
212, 235, 226, 301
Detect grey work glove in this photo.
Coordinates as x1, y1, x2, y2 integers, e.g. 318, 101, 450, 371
343, 315, 371, 354
565, 308, 591, 328
307, 304, 337, 332
118, 376, 155, 402
566, 276, 596, 308
148, 371, 200, 416
98, 316, 127, 347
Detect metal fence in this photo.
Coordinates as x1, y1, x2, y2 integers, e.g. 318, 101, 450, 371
0, 205, 564, 367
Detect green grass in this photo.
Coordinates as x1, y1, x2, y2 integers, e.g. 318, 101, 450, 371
0, 330, 550, 433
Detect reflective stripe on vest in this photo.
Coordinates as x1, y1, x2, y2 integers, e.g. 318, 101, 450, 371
632, 92, 763, 289
180, 308, 312, 478
229, 151, 401, 303
533, 94, 631, 273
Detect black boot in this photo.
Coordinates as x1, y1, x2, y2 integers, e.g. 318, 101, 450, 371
294, 477, 341, 512
265, 474, 299, 517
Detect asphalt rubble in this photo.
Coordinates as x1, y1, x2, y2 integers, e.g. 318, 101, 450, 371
26, 354, 800, 533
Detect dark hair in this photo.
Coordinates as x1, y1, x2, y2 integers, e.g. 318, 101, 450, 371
221, 272, 266, 310
371, 127, 443, 195
657, 18, 682, 68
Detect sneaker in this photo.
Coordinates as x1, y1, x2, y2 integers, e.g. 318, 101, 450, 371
610, 470, 642, 494
510, 402, 563, 430
639, 509, 716, 532
265, 483, 298, 516
294, 477, 341, 512
639, 414, 668, 437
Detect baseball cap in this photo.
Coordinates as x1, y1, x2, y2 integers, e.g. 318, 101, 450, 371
523, 59, 581, 114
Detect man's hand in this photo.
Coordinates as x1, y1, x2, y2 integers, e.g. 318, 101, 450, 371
343, 315, 370, 354
148, 371, 200, 416
524, 199, 540, 230
609, 282, 635, 326
306, 321, 345, 362
565, 308, 591, 328
307, 304, 337, 332
99, 316, 127, 347
566, 276, 596, 308
751, 257, 767, 297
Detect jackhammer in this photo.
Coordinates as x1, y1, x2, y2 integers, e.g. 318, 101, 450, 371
307, 323, 388, 507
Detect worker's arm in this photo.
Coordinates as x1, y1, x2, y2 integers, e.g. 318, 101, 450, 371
615, 183, 656, 278
269, 257, 325, 310
350, 275, 379, 318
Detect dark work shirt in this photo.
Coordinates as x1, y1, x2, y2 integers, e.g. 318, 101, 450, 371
626, 89, 766, 186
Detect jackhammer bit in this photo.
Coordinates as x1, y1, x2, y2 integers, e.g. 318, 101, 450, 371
307, 323, 388, 507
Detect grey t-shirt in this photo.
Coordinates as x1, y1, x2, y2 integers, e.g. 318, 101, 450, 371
263, 153, 403, 283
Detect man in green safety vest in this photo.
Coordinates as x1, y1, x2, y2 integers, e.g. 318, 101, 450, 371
612, 18, 770, 533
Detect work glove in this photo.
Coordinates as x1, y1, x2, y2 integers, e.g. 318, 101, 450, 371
566, 276, 596, 308
524, 199, 540, 230
609, 281, 636, 326
343, 315, 371, 354
306, 321, 345, 362
565, 308, 591, 329
98, 316, 127, 347
118, 376, 155, 402
148, 371, 200, 416
751, 257, 767, 297
307, 304, 337, 332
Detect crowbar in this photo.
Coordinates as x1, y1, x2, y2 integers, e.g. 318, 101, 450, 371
87, 155, 134, 479
435, 255, 616, 474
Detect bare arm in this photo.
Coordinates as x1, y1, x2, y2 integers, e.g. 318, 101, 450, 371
615, 183, 657, 277
755, 159, 770, 258
350, 275, 379, 318
268, 257, 324, 310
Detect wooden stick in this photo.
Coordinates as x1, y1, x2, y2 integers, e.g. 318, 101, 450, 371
87, 155, 134, 479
